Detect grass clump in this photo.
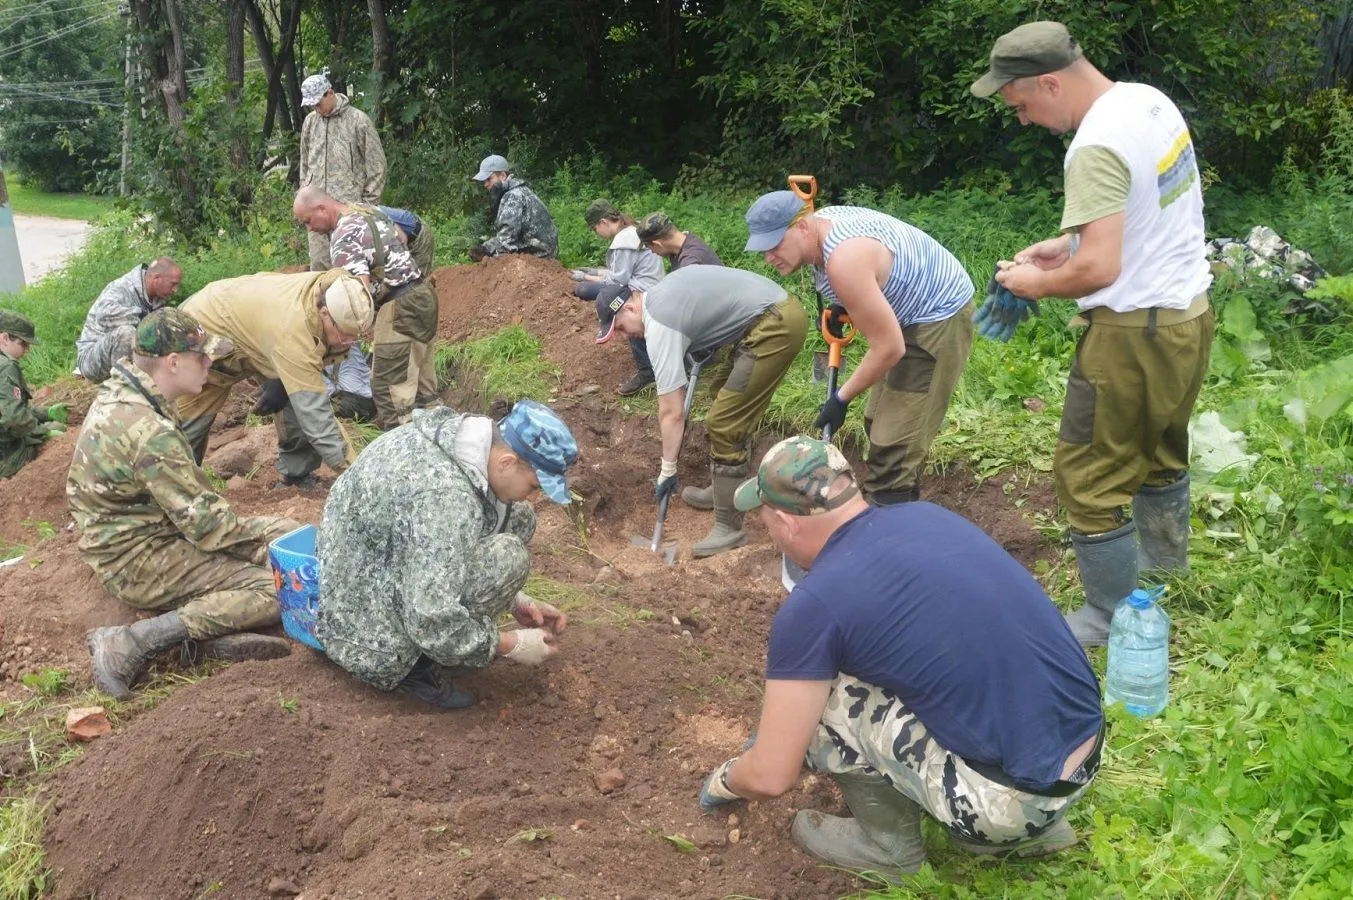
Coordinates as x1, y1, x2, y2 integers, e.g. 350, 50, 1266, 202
437, 325, 561, 406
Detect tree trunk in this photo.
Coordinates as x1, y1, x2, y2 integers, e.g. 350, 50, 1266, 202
226, 0, 250, 173
368, 0, 391, 124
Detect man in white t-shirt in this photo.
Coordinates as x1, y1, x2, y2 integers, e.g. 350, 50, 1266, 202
972, 21, 1215, 647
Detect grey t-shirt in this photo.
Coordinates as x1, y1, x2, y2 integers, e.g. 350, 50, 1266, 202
643, 266, 787, 395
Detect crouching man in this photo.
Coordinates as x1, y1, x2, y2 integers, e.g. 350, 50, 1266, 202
316, 400, 579, 708
69, 310, 299, 699
698, 436, 1104, 877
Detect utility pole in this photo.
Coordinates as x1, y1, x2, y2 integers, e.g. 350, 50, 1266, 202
0, 168, 26, 295
120, 4, 133, 197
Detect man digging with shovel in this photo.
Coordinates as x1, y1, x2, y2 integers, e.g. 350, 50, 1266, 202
594, 264, 808, 558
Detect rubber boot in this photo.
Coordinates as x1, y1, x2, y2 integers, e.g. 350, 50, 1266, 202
791, 770, 927, 879
180, 633, 293, 667
681, 483, 713, 510
398, 657, 477, 710
1134, 476, 1191, 573
1066, 521, 1139, 649
950, 817, 1078, 858
870, 486, 920, 506
86, 611, 191, 700
692, 464, 748, 558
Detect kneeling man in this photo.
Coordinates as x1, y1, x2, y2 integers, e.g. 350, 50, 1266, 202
699, 436, 1104, 876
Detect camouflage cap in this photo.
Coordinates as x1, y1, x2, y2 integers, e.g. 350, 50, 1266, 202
636, 212, 675, 243
584, 199, 621, 228
734, 435, 860, 515
0, 309, 38, 344
498, 399, 580, 505
970, 21, 1083, 98
135, 307, 233, 359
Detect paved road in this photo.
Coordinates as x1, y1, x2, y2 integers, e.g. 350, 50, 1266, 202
15, 214, 91, 284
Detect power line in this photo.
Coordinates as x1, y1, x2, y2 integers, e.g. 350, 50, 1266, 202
0, 0, 115, 33
0, 10, 119, 63
0, 83, 121, 105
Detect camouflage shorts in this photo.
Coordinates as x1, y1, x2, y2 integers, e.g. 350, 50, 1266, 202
806, 675, 1096, 846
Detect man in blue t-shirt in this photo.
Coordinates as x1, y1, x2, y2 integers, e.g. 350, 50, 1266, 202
698, 435, 1104, 877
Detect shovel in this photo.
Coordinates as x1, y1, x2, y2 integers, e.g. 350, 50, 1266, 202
631, 353, 706, 565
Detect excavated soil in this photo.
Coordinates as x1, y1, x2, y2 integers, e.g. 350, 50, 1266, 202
0, 260, 1064, 900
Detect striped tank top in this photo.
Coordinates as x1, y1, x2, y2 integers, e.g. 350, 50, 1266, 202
813, 206, 974, 326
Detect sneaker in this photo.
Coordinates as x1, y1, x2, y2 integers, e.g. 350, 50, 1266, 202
617, 373, 655, 397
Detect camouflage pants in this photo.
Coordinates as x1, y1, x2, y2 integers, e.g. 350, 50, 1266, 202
100, 537, 283, 639
806, 675, 1095, 846
308, 230, 332, 271
76, 326, 136, 383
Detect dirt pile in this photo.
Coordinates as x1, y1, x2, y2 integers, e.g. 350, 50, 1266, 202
0, 428, 78, 547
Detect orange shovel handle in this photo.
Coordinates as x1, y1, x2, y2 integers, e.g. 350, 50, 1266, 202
788, 174, 818, 210
820, 308, 855, 369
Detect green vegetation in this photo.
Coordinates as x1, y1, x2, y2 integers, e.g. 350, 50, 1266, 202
436, 326, 562, 406
3, 179, 114, 222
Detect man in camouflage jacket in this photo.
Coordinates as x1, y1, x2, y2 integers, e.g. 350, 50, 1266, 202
469, 154, 559, 260
316, 401, 578, 708
298, 72, 386, 270
0, 310, 65, 478
75, 257, 182, 382
293, 186, 439, 429
69, 309, 297, 699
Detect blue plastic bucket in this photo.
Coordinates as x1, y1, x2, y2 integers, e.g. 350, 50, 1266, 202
268, 524, 325, 651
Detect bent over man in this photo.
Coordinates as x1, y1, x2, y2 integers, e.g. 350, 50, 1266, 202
699, 436, 1103, 878
75, 257, 182, 382
70, 309, 296, 699
973, 22, 1214, 646
318, 401, 578, 709
594, 265, 807, 557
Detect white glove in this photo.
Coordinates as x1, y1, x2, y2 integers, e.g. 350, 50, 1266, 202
503, 628, 556, 666
569, 269, 587, 282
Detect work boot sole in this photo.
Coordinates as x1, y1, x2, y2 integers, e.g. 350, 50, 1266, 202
952, 818, 1078, 859
86, 627, 135, 700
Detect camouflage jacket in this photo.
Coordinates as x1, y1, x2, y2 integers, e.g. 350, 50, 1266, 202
75, 265, 157, 355
0, 349, 50, 478
298, 94, 386, 204
317, 409, 536, 691
67, 360, 288, 576
482, 178, 559, 259
330, 204, 420, 291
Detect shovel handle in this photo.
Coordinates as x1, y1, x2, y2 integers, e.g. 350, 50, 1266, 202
820, 308, 856, 370
788, 175, 818, 209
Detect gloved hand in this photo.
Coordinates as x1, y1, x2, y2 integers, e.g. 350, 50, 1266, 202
44, 403, 69, 424
468, 244, 488, 262
569, 269, 587, 282
43, 421, 67, 437
655, 459, 679, 503
699, 757, 744, 813
814, 391, 849, 434
253, 378, 290, 415
974, 264, 1040, 342
824, 303, 851, 339
503, 627, 557, 666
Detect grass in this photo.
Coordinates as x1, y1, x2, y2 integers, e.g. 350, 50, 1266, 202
436, 325, 562, 405
3, 178, 114, 222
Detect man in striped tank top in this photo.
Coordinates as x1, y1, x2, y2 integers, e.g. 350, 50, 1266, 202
745, 193, 976, 505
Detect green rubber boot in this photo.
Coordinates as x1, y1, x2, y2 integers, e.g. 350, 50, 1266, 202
1134, 476, 1192, 573
681, 483, 714, 510
791, 770, 927, 880
692, 464, 748, 558
86, 611, 191, 700
1066, 521, 1139, 648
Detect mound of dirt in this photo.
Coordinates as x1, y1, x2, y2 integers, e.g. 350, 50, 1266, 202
0, 428, 78, 547
435, 255, 637, 394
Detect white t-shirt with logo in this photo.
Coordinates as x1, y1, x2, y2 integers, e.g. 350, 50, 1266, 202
1061, 82, 1212, 312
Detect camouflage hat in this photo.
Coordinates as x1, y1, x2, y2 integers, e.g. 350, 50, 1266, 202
734, 435, 860, 515
584, 199, 621, 228
0, 309, 38, 344
498, 399, 580, 505
300, 73, 331, 107
135, 308, 233, 359
970, 21, 1083, 98
636, 212, 675, 243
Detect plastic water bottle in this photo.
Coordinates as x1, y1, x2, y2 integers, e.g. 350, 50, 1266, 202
1104, 586, 1170, 718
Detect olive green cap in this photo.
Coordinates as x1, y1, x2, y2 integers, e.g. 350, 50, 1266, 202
584, 199, 620, 228
0, 309, 37, 344
970, 21, 1083, 98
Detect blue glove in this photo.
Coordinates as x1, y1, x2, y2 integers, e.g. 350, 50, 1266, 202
814, 391, 849, 433
974, 266, 1040, 342
655, 473, 680, 503
699, 758, 743, 813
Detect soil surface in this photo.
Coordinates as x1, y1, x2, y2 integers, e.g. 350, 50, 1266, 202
0, 260, 1063, 899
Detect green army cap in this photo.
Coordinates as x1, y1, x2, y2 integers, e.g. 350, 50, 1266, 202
636, 212, 675, 243
970, 21, 1083, 98
0, 309, 38, 344
734, 435, 860, 516
135, 307, 233, 359
584, 199, 621, 228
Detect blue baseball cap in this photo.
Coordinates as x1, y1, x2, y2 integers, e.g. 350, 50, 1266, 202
498, 400, 579, 504
744, 190, 808, 252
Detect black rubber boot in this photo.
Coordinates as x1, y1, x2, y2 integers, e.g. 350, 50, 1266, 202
1134, 476, 1192, 573
617, 373, 655, 396
398, 657, 477, 709
180, 633, 293, 667
870, 486, 920, 506
275, 473, 320, 492
791, 769, 927, 880
693, 463, 749, 558
1066, 521, 1139, 648
87, 611, 191, 700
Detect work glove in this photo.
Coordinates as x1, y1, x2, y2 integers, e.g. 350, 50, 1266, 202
503, 627, 557, 666
568, 269, 587, 282
468, 244, 488, 262
253, 378, 290, 415
824, 303, 851, 339
655, 459, 679, 503
814, 391, 849, 434
974, 264, 1040, 343
44, 403, 69, 424
699, 758, 744, 813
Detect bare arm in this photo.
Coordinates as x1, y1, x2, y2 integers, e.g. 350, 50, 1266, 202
997, 214, 1124, 300
824, 239, 906, 402
726, 679, 833, 799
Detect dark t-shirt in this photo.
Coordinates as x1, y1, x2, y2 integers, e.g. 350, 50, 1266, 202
672, 232, 723, 269
767, 502, 1103, 792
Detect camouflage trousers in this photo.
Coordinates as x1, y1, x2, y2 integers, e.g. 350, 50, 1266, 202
76, 326, 136, 383
806, 675, 1096, 846
99, 537, 282, 639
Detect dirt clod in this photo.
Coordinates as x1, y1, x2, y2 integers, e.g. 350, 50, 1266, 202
64, 707, 111, 743
595, 767, 627, 794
